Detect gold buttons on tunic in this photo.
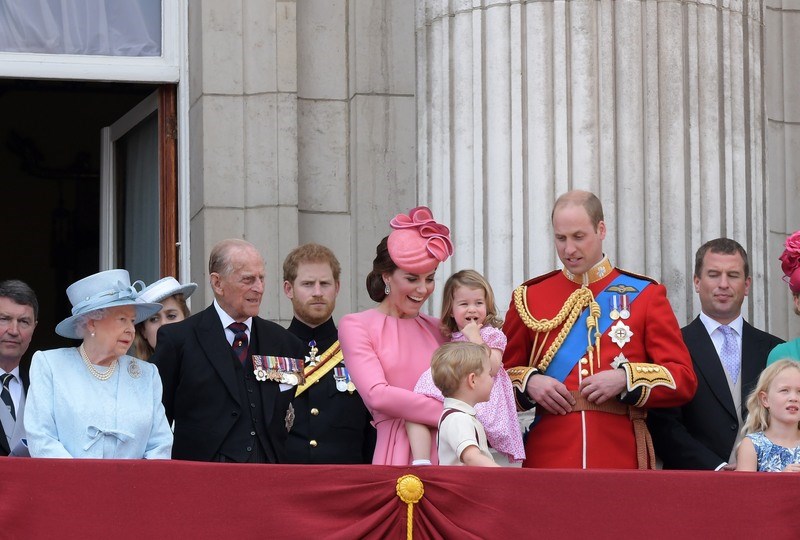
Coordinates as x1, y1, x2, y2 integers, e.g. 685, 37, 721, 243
580, 369, 589, 377
311, 408, 319, 416
580, 358, 588, 365
310, 440, 318, 447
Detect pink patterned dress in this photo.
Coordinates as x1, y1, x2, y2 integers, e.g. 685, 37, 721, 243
414, 326, 525, 462
339, 309, 446, 465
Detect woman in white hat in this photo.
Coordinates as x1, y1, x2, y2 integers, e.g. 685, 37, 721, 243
133, 277, 197, 361
24, 269, 173, 459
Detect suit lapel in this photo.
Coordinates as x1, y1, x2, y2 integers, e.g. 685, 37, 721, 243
0, 370, 26, 455
195, 306, 242, 407
19, 361, 30, 392
0, 407, 11, 455
740, 321, 766, 405
251, 318, 276, 426
686, 317, 737, 420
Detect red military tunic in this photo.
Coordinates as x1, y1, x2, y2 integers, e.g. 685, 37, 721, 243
503, 257, 697, 469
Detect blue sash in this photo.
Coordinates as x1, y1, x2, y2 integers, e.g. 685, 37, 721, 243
543, 274, 651, 383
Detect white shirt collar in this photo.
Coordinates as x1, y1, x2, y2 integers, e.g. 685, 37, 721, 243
0, 365, 20, 379
442, 397, 477, 416
213, 299, 252, 333
699, 311, 744, 337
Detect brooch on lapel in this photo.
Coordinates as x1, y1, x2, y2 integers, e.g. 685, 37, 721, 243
127, 359, 142, 379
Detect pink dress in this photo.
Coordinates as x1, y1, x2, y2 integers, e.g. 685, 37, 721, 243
339, 309, 446, 465
414, 326, 526, 462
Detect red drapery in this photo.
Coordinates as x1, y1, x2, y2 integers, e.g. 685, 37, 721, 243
0, 459, 795, 539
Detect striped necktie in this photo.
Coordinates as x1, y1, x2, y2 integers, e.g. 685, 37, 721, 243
229, 322, 249, 365
1, 373, 15, 421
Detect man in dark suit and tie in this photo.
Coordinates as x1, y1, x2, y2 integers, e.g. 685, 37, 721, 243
0, 280, 38, 457
152, 239, 306, 463
648, 238, 784, 470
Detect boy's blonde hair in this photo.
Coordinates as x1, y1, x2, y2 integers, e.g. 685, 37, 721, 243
741, 359, 800, 436
439, 269, 503, 337
431, 341, 489, 397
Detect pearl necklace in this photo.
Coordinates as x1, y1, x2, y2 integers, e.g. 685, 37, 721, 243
78, 344, 118, 381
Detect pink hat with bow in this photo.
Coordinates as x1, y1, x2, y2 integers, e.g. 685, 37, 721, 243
387, 206, 453, 274
779, 230, 800, 294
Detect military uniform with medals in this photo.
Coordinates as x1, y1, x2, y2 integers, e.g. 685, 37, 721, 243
285, 317, 376, 464
503, 256, 697, 469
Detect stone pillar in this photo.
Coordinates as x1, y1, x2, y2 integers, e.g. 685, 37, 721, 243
766, 0, 800, 340
295, 1, 417, 318
417, 0, 769, 326
188, 0, 299, 319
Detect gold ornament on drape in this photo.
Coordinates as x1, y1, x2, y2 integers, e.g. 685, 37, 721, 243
396, 474, 424, 539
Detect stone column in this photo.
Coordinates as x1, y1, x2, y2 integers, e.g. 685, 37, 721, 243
295, 1, 417, 318
417, 0, 769, 326
766, 0, 800, 339
188, 0, 299, 319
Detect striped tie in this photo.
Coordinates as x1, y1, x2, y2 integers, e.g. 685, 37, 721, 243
1, 373, 15, 421
229, 322, 249, 365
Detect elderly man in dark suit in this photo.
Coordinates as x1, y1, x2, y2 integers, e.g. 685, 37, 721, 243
0, 280, 38, 457
648, 238, 784, 470
152, 239, 305, 463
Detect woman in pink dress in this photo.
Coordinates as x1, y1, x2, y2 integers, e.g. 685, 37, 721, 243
339, 206, 453, 465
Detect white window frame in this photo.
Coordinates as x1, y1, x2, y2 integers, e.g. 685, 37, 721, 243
0, 0, 191, 283
0, 0, 180, 83
99, 90, 160, 270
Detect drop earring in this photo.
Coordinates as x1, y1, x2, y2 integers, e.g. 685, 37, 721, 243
384, 282, 391, 295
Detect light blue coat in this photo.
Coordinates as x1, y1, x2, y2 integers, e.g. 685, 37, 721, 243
24, 348, 173, 459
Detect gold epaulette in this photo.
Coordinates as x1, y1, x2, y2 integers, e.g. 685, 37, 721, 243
616, 267, 659, 285
621, 363, 676, 407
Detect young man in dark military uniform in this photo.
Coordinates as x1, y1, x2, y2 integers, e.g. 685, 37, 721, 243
283, 244, 376, 463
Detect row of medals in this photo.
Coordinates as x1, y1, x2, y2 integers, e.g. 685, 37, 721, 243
252, 356, 301, 385
609, 293, 631, 320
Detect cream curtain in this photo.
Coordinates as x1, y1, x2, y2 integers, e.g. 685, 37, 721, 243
0, 0, 161, 56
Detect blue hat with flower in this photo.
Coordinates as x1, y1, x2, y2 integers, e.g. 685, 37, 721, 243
55, 269, 163, 339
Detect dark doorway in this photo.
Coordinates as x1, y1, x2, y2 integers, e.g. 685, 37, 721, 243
0, 79, 157, 356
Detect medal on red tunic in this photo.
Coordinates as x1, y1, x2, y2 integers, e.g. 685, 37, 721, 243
609, 320, 634, 348
619, 294, 631, 319
609, 295, 620, 320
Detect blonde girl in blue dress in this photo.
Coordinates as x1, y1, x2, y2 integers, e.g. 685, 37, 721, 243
736, 359, 800, 472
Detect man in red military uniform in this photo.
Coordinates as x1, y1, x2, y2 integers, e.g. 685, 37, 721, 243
503, 190, 697, 469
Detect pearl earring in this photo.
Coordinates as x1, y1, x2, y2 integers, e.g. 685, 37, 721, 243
384, 283, 390, 295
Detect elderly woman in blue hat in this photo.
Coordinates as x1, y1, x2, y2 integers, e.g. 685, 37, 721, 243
132, 276, 197, 361
24, 270, 173, 459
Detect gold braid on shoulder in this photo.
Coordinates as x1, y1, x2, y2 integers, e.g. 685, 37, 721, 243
513, 285, 601, 373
